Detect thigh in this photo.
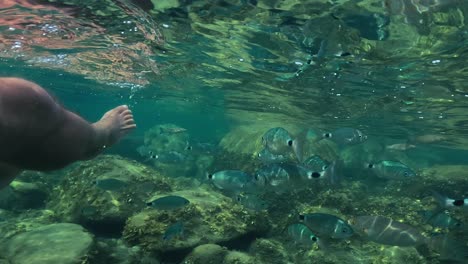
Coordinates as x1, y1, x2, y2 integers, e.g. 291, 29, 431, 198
0, 78, 64, 158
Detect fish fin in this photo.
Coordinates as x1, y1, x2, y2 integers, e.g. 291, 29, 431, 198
316, 237, 330, 251
431, 190, 448, 209
324, 160, 343, 185
316, 39, 328, 59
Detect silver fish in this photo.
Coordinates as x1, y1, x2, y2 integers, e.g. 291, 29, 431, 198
299, 213, 353, 239
386, 143, 416, 151
323, 127, 367, 146
153, 151, 187, 164
207, 170, 256, 193
163, 221, 184, 241
431, 190, 468, 211
159, 125, 187, 135
353, 215, 426, 247
136, 145, 155, 159
257, 148, 288, 164
302, 155, 329, 177
418, 209, 463, 229
94, 178, 127, 191
147, 195, 190, 210
367, 160, 416, 179
262, 127, 295, 155
287, 223, 319, 247
427, 233, 468, 263
254, 163, 313, 191
236, 193, 268, 211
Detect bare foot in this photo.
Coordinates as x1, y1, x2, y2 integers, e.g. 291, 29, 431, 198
92, 105, 136, 148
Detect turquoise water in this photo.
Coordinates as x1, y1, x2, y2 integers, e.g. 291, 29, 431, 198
0, 1, 467, 263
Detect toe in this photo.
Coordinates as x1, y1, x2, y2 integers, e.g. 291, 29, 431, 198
116, 105, 129, 113
120, 109, 133, 116
124, 119, 135, 125
121, 124, 136, 130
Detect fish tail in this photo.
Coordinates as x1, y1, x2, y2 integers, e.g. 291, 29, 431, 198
316, 39, 328, 59
292, 139, 304, 163
292, 130, 308, 163
325, 160, 343, 185
316, 237, 329, 251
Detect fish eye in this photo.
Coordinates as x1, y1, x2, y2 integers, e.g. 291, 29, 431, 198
368, 164, 374, 169
340, 52, 351, 57
287, 140, 293, 146
453, 200, 464, 206
311, 172, 321, 178
207, 174, 213, 179
312, 236, 318, 242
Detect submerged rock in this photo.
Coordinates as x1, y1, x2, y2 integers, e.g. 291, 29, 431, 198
8, 180, 49, 210
123, 188, 270, 255
250, 239, 289, 264
183, 244, 227, 264
47, 155, 172, 237
224, 251, 256, 264
1, 223, 93, 264
91, 237, 159, 264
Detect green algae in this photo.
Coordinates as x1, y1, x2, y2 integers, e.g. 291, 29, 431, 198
123, 187, 270, 254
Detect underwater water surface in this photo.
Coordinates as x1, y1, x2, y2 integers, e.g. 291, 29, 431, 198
0, 0, 467, 264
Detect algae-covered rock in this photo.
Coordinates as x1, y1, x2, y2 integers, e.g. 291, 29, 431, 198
123, 187, 270, 254
420, 165, 468, 184
47, 155, 172, 236
8, 180, 48, 210
223, 250, 256, 264
250, 238, 289, 264
91, 237, 160, 264
0, 209, 13, 223
183, 244, 227, 264
1, 223, 94, 264
0, 178, 48, 211
377, 246, 426, 264
399, 165, 468, 196
0, 209, 59, 244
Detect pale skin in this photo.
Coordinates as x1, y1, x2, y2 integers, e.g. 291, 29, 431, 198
0, 78, 136, 189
